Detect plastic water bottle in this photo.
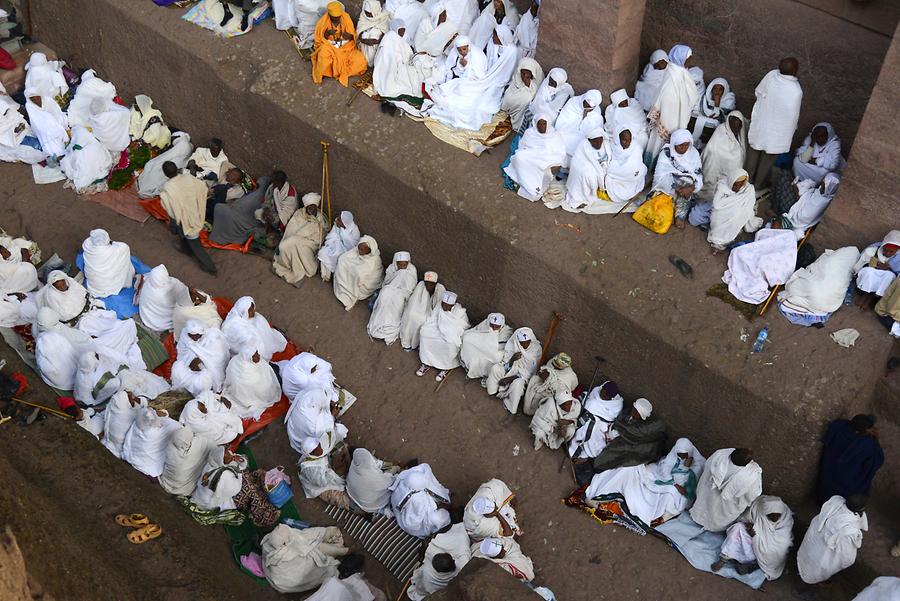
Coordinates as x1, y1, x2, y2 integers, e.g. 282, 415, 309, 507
751, 326, 769, 353
281, 517, 310, 530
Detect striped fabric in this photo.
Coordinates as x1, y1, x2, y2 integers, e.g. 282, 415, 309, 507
324, 504, 425, 584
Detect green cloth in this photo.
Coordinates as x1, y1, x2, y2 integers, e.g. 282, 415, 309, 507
176, 495, 246, 526
135, 322, 169, 370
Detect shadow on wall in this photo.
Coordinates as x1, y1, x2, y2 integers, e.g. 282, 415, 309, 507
639, 0, 898, 152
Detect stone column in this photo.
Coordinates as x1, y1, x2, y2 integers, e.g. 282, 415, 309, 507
817, 21, 900, 247
536, 0, 646, 93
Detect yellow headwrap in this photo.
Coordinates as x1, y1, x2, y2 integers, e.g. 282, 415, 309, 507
327, 1, 343, 17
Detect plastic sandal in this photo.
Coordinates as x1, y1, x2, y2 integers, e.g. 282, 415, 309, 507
127, 524, 162, 544
115, 513, 150, 528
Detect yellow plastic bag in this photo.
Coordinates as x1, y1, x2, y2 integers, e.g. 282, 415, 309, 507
632, 192, 674, 234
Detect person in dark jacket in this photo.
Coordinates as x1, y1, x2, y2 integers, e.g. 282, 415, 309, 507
817, 414, 884, 504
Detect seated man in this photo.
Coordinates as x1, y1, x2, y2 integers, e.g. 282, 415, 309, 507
186, 138, 228, 183
407, 520, 472, 600
569, 381, 623, 485
179, 391, 244, 444
797, 494, 868, 585
817, 414, 884, 504
463, 478, 522, 540
121, 407, 182, 477
459, 312, 511, 381
400, 271, 445, 351
257, 170, 298, 248
311, 2, 368, 87
333, 235, 384, 311
853, 231, 900, 310
592, 397, 668, 475
417, 291, 470, 382
367, 251, 418, 345
171, 356, 216, 395
160, 162, 217, 275
298, 428, 352, 509
346, 447, 399, 517
209, 176, 270, 247
273, 192, 325, 287
471, 537, 534, 583
260, 524, 353, 594
530, 391, 581, 451
80, 228, 136, 298
486, 327, 542, 414
713, 495, 793, 580
206, 166, 249, 223
690, 447, 762, 532
522, 352, 577, 416
389, 463, 452, 538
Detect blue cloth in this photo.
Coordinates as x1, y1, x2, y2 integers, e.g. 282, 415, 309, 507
75, 253, 151, 319
777, 302, 830, 327
21, 135, 42, 151
500, 133, 521, 192
817, 420, 884, 504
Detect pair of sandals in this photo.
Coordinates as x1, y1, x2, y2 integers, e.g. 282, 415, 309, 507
116, 513, 163, 544
415, 365, 448, 382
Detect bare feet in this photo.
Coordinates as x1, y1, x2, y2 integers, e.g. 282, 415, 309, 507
711, 560, 724, 572
675, 218, 686, 230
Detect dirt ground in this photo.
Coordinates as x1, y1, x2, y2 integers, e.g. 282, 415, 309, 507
1, 160, 888, 600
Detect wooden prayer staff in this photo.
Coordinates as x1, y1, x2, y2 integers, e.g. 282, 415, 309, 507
394, 579, 411, 601
10, 396, 70, 419
320, 141, 333, 225
538, 312, 563, 367
758, 227, 814, 318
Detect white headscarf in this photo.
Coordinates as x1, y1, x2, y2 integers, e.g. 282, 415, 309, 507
138, 264, 185, 332
278, 351, 337, 401
698, 77, 736, 120
102, 390, 145, 459
652, 128, 704, 195
36, 270, 92, 324
222, 346, 283, 420
158, 425, 214, 496
172, 287, 222, 340
527, 67, 573, 123
504, 112, 567, 202
708, 169, 758, 247
221, 296, 287, 361
333, 235, 384, 311
700, 111, 746, 201
179, 390, 244, 445
500, 57, 544, 131
346, 448, 396, 513
317, 210, 361, 275
121, 407, 181, 477
747, 495, 794, 580
635, 48, 669, 111
81, 228, 135, 298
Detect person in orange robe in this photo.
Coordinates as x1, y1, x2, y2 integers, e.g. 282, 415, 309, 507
311, 2, 368, 87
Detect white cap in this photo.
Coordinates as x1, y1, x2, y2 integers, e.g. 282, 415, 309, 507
424, 271, 438, 283
488, 313, 505, 326
302, 192, 321, 207
480, 538, 503, 557
472, 496, 496, 515
633, 397, 653, 419
516, 329, 532, 342
442, 291, 457, 304
394, 251, 411, 262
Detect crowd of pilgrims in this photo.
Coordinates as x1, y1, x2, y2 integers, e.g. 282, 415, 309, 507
0, 4, 896, 598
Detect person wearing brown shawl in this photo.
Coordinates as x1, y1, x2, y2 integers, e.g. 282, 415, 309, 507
875, 277, 900, 336
592, 397, 667, 474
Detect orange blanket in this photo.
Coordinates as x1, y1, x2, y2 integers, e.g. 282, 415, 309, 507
139, 198, 253, 253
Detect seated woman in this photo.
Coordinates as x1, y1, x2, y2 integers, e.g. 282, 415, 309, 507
24, 52, 68, 101
25, 91, 69, 161
73, 350, 122, 407
367, 251, 418, 346
193, 460, 282, 527
554, 89, 603, 165
583, 438, 706, 527
171, 356, 217, 396
706, 169, 761, 252
222, 347, 282, 420
778, 246, 861, 327
172, 287, 222, 339
287, 387, 342, 453
80, 229, 136, 298
389, 463, 452, 538
651, 128, 704, 228
333, 236, 384, 311
261, 525, 351, 594
158, 425, 212, 496
34, 307, 92, 391
35, 271, 100, 325
357, 0, 390, 65
222, 295, 287, 360
209, 175, 269, 247
373, 20, 421, 101
122, 407, 182, 478
0, 102, 47, 165
773, 172, 840, 240
0, 241, 38, 295
792, 122, 842, 185
59, 126, 114, 194
176, 319, 231, 390
102, 390, 146, 459
317, 211, 360, 283
273, 193, 325, 287
713, 495, 794, 580
689, 77, 735, 148
311, 2, 368, 87
634, 49, 668, 112
414, 1, 459, 59
698, 111, 745, 203
503, 113, 566, 202
179, 390, 244, 445
278, 351, 337, 400
500, 58, 543, 132
77, 309, 145, 369
853, 230, 900, 310
346, 447, 399, 517
561, 122, 610, 213
137, 264, 187, 333
604, 89, 649, 151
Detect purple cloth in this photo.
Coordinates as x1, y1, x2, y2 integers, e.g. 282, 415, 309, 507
240, 552, 265, 577
153, 0, 179, 5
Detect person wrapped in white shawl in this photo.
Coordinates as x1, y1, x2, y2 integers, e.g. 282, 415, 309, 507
261, 525, 349, 594
35, 271, 97, 324
297, 427, 350, 507
128, 94, 171, 150
59, 126, 114, 193
346, 447, 398, 515
715, 494, 793, 580
690, 77, 735, 147
568, 381, 623, 461
707, 169, 761, 251
222, 347, 282, 420
0, 101, 46, 165
586, 437, 706, 526
722, 228, 797, 304
471, 537, 534, 582
504, 112, 566, 202
373, 20, 421, 100
389, 463, 452, 538
0, 242, 38, 295
792, 122, 842, 185
554, 89, 603, 164
77, 309, 145, 369
778, 172, 840, 239
172, 287, 222, 339
85, 94, 131, 154
525, 67, 573, 128
797, 494, 868, 584
777, 246, 860, 326
486, 327, 542, 413
851, 577, 900, 601
137, 131, 193, 198
80, 229, 135, 298
522, 352, 577, 416
357, 0, 391, 65
437, 0, 478, 35
417, 291, 470, 380
500, 57, 543, 131
158, 425, 214, 496
853, 229, 900, 301
286, 387, 342, 454
514, 1, 538, 59
367, 251, 417, 345
408, 522, 471, 600
279, 351, 338, 401
562, 120, 611, 213
635, 49, 668, 111
25, 91, 69, 159
645, 45, 700, 162
530, 390, 581, 451
400, 271, 445, 351
605, 89, 649, 150
191, 463, 243, 511
33, 307, 92, 390
179, 390, 244, 445
222, 296, 287, 360
651, 128, 704, 225
171, 355, 217, 396
186, 139, 228, 182
102, 390, 146, 459
459, 312, 512, 380
463, 478, 522, 540
468, 0, 519, 51
122, 407, 181, 477
73, 350, 122, 407
414, 1, 459, 58
333, 235, 384, 311
176, 319, 231, 391
318, 210, 360, 282
137, 264, 186, 333
24, 53, 68, 100
273, 192, 326, 286
690, 447, 762, 532
699, 111, 746, 202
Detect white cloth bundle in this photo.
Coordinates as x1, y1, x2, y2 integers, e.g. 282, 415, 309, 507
723, 228, 798, 304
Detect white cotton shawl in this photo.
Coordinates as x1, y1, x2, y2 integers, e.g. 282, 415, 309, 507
388, 0, 430, 41
278, 352, 337, 401
723, 228, 798, 304
604, 125, 648, 206
784, 175, 839, 237
122, 407, 181, 477
0, 103, 46, 164
513, 8, 538, 59
563, 137, 610, 212
498, 327, 541, 379
128, 94, 171, 149
59, 126, 114, 193
191, 465, 242, 511
793, 122, 842, 184
102, 390, 145, 458
850, 577, 900, 601
88, 101, 131, 154
137, 131, 193, 198
400, 279, 445, 350
468, 0, 519, 51
689, 448, 762, 532
459, 315, 512, 379
221, 296, 287, 360
73, 351, 120, 406
747, 70, 802, 154
81, 229, 135, 297
274, 206, 325, 284
373, 29, 420, 99
414, 1, 460, 57
797, 496, 867, 584
358, 0, 392, 65
527, 67, 573, 123
523, 363, 578, 416
318, 212, 361, 275
746, 495, 794, 580
635, 49, 668, 111
367, 257, 418, 344
25, 97, 69, 157
172, 288, 222, 339
222, 348, 282, 420
418, 302, 470, 370
652, 138, 703, 195
306, 574, 376, 601
390, 464, 451, 538
530, 391, 581, 450
171, 358, 216, 396
778, 246, 861, 315
176, 320, 231, 390
700, 111, 746, 201
67, 69, 117, 126
408, 523, 471, 600
708, 170, 758, 247
346, 448, 396, 513
605, 96, 648, 149
261, 525, 345, 594
463, 478, 519, 539
116, 366, 170, 400
286, 387, 337, 453
0, 258, 38, 295
138, 264, 185, 332
35, 329, 79, 390
653, 62, 699, 135
504, 113, 567, 202
554, 90, 603, 159
500, 57, 543, 131
158, 425, 213, 495
441, 0, 479, 34
696, 77, 735, 122
179, 390, 244, 445
24, 53, 67, 99
77, 309, 145, 369
334, 235, 384, 311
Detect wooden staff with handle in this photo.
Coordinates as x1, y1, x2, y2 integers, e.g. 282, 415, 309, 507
537, 312, 563, 368
320, 141, 333, 225
11, 397, 71, 419
758, 227, 814, 317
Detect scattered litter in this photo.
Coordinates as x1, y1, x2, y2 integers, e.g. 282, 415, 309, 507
740, 328, 749, 343
512, 444, 520, 456
591, 260, 598, 267
554, 220, 582, 234
628, 287, 640, 298
668, 255, 694, 279
830, 328, 860, 348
